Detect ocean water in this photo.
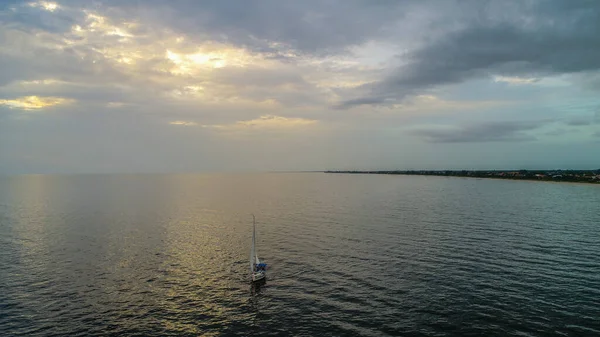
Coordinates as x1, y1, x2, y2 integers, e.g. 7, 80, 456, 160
1, 173, 599, 336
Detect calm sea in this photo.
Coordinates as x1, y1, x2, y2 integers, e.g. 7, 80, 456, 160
1, 173, 599, 336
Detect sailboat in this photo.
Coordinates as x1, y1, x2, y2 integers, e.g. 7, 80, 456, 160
250, 214, 267, 283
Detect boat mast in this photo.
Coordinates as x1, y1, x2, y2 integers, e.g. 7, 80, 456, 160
250, 214, 256, 275
253, 214, 260, 264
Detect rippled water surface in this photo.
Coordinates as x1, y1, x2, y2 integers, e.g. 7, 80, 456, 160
1, 173, 599, 336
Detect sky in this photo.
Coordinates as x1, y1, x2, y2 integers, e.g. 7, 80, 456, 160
1, 0, 599, 174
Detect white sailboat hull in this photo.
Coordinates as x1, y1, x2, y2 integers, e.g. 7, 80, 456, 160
252, 271, 266, 282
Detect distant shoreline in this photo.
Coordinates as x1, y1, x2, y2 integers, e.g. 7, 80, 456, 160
324, 170, 600, 184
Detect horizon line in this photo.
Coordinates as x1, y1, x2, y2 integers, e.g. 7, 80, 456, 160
2, 168, 600, 176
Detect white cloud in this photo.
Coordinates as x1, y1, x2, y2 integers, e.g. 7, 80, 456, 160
169, 121, 199, 126
28, 1, 59, 12
167, 115, 318, 131
206, 115, 318, 131
493, 76, 539, 85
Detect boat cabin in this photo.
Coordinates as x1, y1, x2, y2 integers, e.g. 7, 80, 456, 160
255, 263, 267, 272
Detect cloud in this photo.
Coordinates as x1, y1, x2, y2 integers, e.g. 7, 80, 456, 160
412, 120, 549, 143
94, 0, 416, 55
2, 0, 600, 173
559, 112, 600, 126
0, 95, 73, 110
208, 115, 317, 131
544, 128, 571, 137
165, 115, 318, 132
493, 76, 539, 85
0, 2, 350, 110
565, 117, 594, 126
169, 120, 198, 126
106, 102, 128, 108
391, 94, 510, 112
28, 1, 59, 12
237, 115, 316, 127
339, 1, 600, 107
334, 93, 512, 111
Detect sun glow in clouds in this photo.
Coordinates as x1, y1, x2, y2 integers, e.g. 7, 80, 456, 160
0, 96, 73, 110
166, 50, 226, 74
18, 79, 64, 86
65, 13, 143, 66
209, 115, 318, 131
168, 115, 318, 131
71, 13, 136, 42
106, 102, 127, 108
165, 46, 256, 75
84, 13, 135, 38
28, 1, 59, 12
168, 86, 205, 98
237, 115, 317, 128
169, 121, 199, 126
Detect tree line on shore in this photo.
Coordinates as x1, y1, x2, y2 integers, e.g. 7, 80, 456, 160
324, 170, 600, 183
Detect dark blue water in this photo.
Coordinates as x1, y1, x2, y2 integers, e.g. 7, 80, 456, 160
1, 173, 599, 336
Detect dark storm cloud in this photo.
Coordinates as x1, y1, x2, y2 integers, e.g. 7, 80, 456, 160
333, 96, 389, 108
566, 117, 594, 126
0, 0, 88, 35
339, 1, 600, 107
12, 0, 598, 108
562, 112, 600, 126
413, 120, 549, 143
86, 0, 412, 55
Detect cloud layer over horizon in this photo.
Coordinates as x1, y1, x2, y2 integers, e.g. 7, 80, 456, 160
1, 0, 600, 173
